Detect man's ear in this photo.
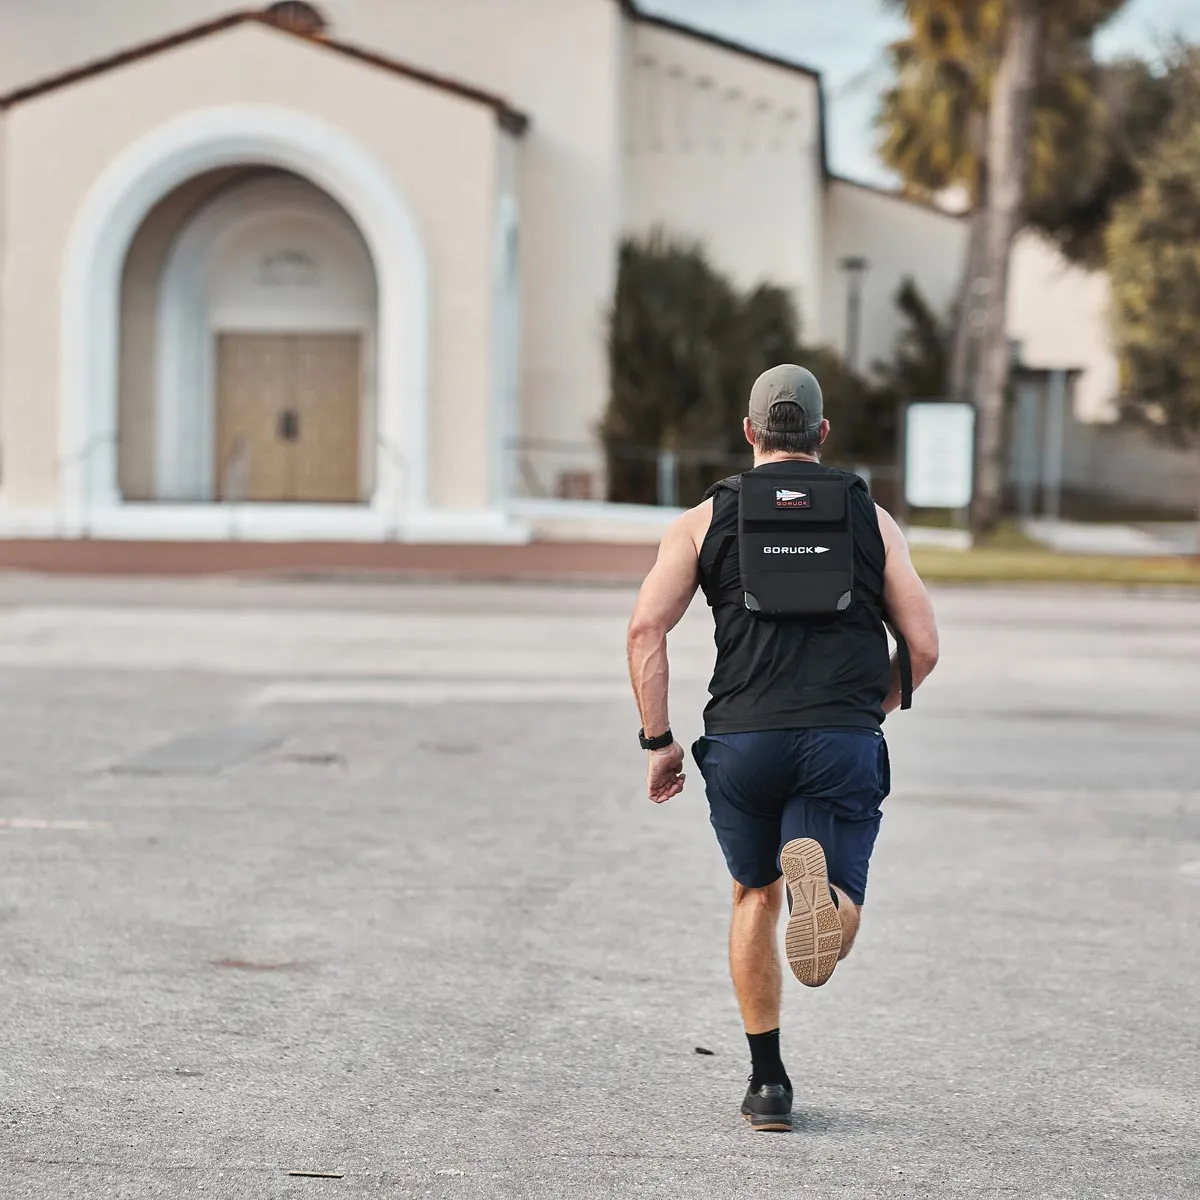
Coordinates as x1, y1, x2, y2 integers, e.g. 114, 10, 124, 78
818, 419, 831, 446
743, 417, 757, 447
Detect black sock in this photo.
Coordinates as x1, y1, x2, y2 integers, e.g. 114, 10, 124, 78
746, 1028, 790, 1090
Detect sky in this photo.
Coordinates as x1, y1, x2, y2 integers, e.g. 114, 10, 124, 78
642, 0, 1200, 186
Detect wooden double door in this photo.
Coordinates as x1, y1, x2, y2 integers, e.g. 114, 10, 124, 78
215, 332, 362, 503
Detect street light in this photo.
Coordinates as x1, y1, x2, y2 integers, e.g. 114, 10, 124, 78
839, 255, 870, 376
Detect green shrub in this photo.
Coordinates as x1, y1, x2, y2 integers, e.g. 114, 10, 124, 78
603, 236, 950, 504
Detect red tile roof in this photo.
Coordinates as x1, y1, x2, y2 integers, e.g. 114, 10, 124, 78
0, 8, 530, 135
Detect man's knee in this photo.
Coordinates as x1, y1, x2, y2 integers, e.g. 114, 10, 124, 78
732, 877, 784, 912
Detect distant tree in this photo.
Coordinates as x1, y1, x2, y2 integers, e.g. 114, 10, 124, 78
602, 233, 806, 505
603, 235, 903, 504
1026, 56, 1177, 268
879, 0, 1131, 530
877, 4, 997, 212
838, 278, 955, 471
878, 2, 1132, 256
872, 277, 950, 401
1106, 49, 1200, 446
970, 0, 1045, 531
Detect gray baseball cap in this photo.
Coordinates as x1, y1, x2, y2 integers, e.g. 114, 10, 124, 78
749, 364, 824, 432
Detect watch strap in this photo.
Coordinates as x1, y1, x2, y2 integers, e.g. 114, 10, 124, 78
639, 728, 674, 751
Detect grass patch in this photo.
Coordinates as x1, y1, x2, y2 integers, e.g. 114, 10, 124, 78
975, 520, 1041, 551
908, 518, 1037, 550
912, 545, 1200, 586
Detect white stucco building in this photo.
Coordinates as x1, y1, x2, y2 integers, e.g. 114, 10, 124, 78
0, 0, 1104, 544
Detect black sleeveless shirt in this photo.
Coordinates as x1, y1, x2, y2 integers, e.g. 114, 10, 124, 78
698, 461, 891, 734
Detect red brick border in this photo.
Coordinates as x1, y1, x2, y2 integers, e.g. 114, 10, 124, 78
0, 540, 658, 582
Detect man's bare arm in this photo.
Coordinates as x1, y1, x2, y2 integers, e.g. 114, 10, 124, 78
627, 506, 704, 735
876, 504, 940, 713
627, 504, 706, 802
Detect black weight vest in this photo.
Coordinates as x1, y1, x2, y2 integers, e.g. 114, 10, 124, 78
698, 460, 911, 735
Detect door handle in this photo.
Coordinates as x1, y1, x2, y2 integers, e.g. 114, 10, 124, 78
278, 410, 300, 441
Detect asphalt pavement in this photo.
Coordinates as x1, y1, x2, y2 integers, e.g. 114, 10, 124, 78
1, 575, 1197, 1199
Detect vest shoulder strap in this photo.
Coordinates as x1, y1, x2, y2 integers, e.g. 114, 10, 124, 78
703, 474, 742, 501
710, 533, 736, 585
882, 617, 914, 710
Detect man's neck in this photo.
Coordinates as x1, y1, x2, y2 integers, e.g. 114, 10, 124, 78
753, 452, 821, 468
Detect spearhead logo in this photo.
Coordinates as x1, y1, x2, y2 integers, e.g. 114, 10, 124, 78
764, 545, 829, 555
775, 488, 810, 509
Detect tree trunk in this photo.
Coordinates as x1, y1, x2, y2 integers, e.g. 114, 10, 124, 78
947, 111, 989, 405
973, 0, 1043, 533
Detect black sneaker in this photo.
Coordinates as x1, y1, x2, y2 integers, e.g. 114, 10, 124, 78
740, 1080, 793, 1133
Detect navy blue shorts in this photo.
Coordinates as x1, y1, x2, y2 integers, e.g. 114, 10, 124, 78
692, 729, 891, 906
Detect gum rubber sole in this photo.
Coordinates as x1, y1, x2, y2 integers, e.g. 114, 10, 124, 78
741, 1112, 792, 1133
780, 837, 842, 987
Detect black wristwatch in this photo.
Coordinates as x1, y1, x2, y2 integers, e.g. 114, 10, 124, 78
639, 728, 674, 751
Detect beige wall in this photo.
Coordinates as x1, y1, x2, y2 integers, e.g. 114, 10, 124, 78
823, 179, 968, 380
0, 112, 6, 495
1009, 230, 1118, 422
329, 1, 623, 460
623, 24, 825, 337
337, 0, 623, 451
1062, 421, 1200, 513
0, 22, 504, 510
0, 0, 623, 465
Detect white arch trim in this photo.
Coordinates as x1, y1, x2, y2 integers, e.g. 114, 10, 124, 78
489, 192, 521, 508
155, 174, 376, 502
60, 104, 429, 535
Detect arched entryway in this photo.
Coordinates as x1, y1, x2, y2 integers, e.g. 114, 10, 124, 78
60, 104, 428, 536
125, 170, 378, 505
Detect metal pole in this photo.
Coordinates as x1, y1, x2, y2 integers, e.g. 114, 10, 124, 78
846, 279, 861, 376
1013, 376, 1040, 521
895, 398, 910, 529
81, 438, 91, 541
1043, 369, 1067, 522
657, 449, 679, 508
839, 256, 869, 376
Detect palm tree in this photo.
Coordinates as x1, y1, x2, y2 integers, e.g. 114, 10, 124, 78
974, 0, 1044, 531
878, 0, 1129, 530
879, 1, 1000, 416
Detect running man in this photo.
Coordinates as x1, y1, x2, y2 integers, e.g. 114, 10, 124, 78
626, 364, 940, 1132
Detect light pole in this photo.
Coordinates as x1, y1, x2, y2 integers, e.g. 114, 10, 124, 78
839, 255, 869, 376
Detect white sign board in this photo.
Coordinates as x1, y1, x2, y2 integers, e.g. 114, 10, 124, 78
905, 402, 976, 509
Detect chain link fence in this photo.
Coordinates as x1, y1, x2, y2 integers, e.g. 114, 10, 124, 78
506, 437, 897, 510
